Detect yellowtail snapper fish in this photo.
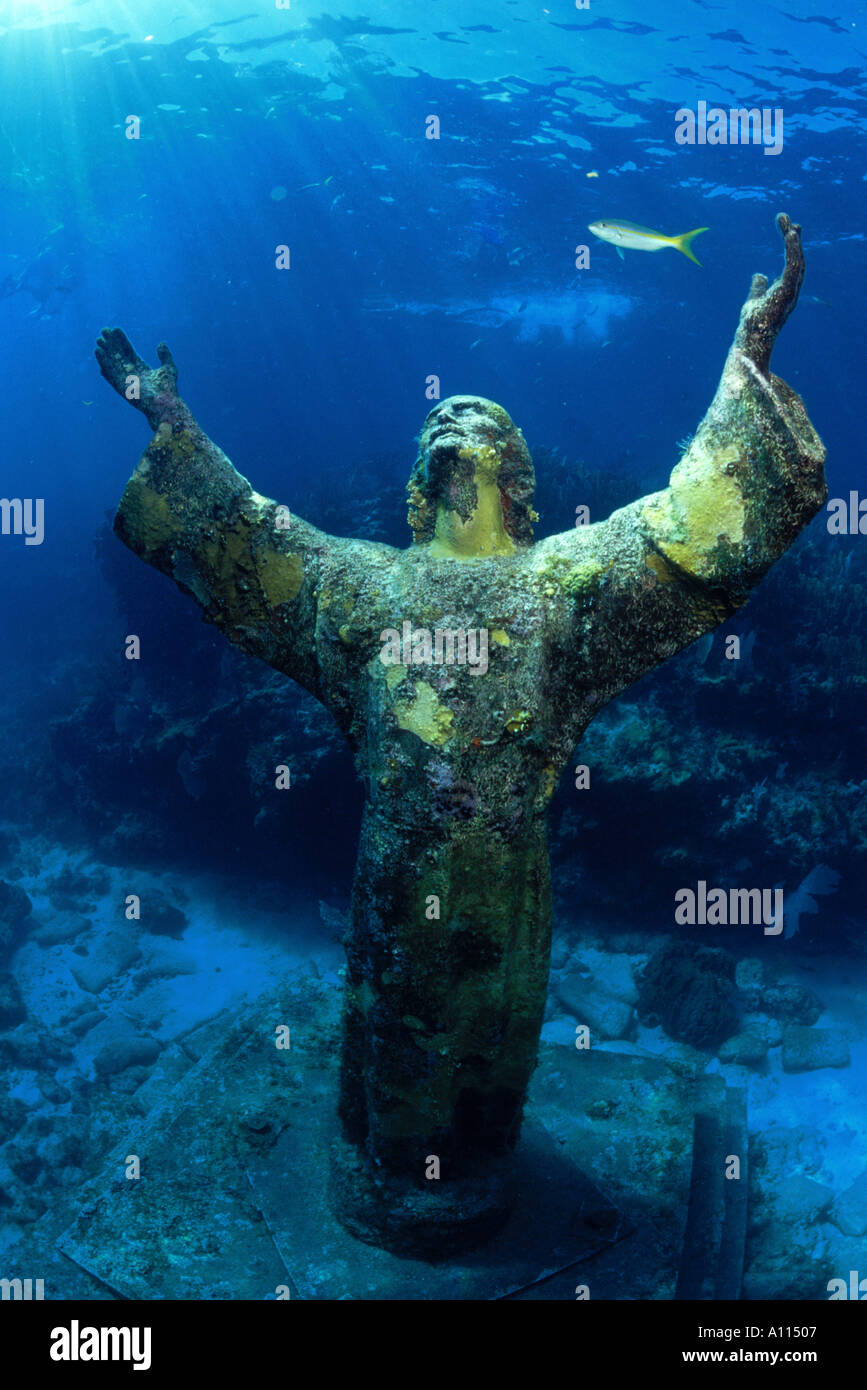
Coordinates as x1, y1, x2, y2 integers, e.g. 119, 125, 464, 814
588, 220, 709, 266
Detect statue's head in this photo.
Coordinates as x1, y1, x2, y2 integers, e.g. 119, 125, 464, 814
407, 396, 537, 556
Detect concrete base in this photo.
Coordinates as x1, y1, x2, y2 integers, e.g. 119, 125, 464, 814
328, 1130, 518, 1261
247, 1107, 627, 1299
56, 986, 656, 1300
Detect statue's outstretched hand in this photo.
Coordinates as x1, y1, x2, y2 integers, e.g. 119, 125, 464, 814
733, 213, 805, 377
95, 327, 181, 429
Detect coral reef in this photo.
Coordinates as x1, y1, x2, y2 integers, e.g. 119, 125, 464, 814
638, 940, 738, 1048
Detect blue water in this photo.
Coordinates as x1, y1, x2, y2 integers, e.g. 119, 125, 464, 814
1, 0, 866, 1302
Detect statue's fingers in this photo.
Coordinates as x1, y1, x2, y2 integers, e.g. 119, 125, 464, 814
746, 273, 768, 302
778, 213, 804, 296
95, 326, 148, 379
99, 326, 137, 366
761, 213, 804, 324
95, 328, 117, 367
95, 327, 152, 403
734, 216, 806, 370
156, 340, 179, 388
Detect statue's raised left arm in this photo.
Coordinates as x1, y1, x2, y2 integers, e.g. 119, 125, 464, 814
537, 214, 827, 708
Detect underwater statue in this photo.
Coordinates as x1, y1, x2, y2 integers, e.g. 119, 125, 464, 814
97, 214, 825, 1257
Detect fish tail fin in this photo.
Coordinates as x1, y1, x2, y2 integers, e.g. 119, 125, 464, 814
673, 226, 709, 266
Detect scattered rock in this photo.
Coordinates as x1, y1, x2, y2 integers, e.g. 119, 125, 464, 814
31, 914, 92, 947
0, 881, 33, 961
106, 1064, 153, 1094
735, 957, 765, 990
138, 889, 188, 939
573, 948, 638, 1005
719, 1026, 769, 1067
8, 1139, 44, 1185
0, 1024, 70, 1067
37, 1076, 71, 1105
831, 1171, 867, 1238
665, 1042, 709, 1079
751, 1124, 825, 1181
734, 957, 767, 1010
0, 973, 26, 1027
88, 1017, 161, 1077
540, 1017, 580, 1047
782, 1026, 850, 1073
70, 931, 141, 994
555, 980, 635, 1040
135, 937, 197, 984
47, 864, 110, 912
764, 983, 822, 1026
768, 1174, 833, 1226
0, 1030, 31, 1067
744, 1168, 835, 1299
742, 1012, 783, 1047
67, 1009, 107, 1039
13, 1191, 49, 1225
0, 1090, 27, 1138
36, 1117, 85, 1173
60, 998, 101, 1024
0, 880, 32, 926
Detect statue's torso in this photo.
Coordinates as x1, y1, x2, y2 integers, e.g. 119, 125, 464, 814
312, 538, 596, 846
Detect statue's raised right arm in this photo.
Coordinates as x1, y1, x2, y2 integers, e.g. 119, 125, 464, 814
96, 327, 330, 700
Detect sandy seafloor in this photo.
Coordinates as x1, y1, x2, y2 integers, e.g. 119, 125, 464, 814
3, 828, 866, 1300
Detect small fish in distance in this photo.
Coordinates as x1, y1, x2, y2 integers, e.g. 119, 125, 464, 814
589, 219, 709, 265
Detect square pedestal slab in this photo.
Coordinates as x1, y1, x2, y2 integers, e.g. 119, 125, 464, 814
246, 1109, 629, 1300
57, 987, 641, 1300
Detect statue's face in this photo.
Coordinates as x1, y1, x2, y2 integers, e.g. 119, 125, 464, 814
419, 396, 522, 487
408, 394, 535, 552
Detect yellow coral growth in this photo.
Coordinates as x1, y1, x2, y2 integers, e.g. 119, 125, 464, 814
458, 442, 501, 483
645, 551, 675, 585
120, 478, 183, 556
643, 443, 745, 579
384, 663, 408, 691
393, 681, 455, 746
256, 549, 303, 607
